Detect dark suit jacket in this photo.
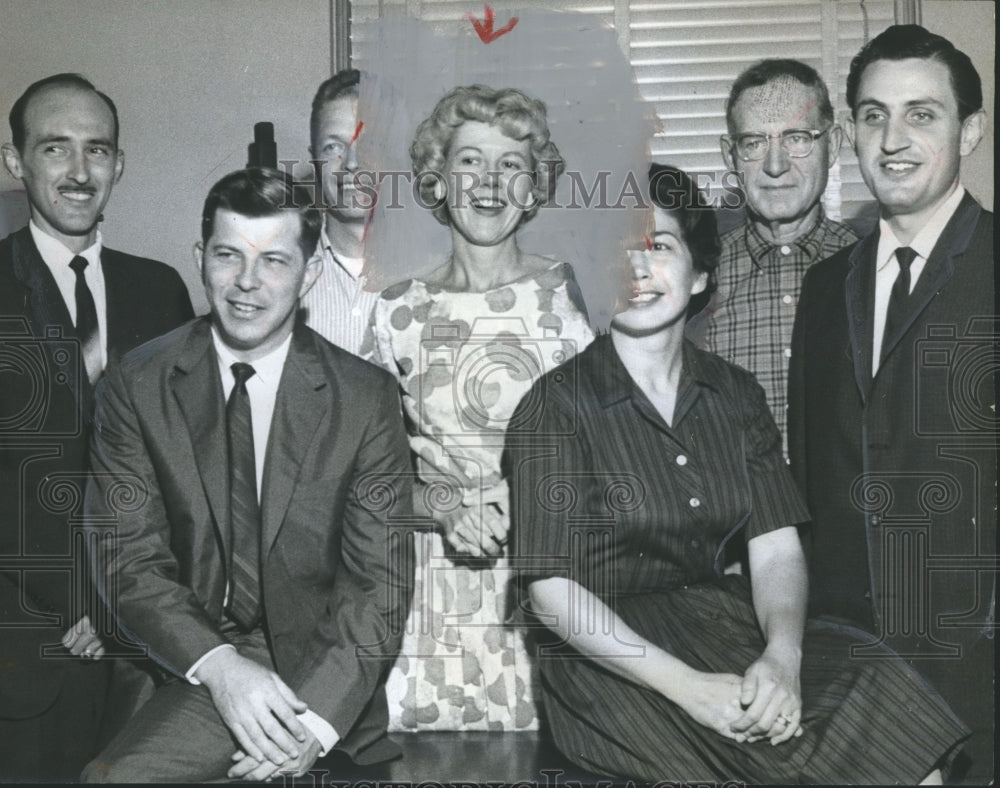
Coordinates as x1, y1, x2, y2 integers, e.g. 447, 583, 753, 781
0, 226, 193, 720
788, 193, 995, 741
85, 318, 414, 762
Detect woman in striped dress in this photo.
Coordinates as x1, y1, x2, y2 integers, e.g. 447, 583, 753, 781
506, 164, 969, 784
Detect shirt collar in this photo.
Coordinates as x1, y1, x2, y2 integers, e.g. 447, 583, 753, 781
211, 327, 292, 389
320, 220, 365, 279
681, 340, 722, 391
876, 185, 966, 273
29, 220, 103, 269
744, 209, 827, 269
590, 334, 721, 409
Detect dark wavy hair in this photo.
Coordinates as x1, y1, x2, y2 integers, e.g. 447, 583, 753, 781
201, 168, 322, 261
9, 73, 119, 151
648, 163, 720, 318
410, 84, 565, 225
847, 25, 982, 122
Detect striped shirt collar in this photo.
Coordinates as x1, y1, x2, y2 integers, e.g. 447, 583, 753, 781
590, 334, 721, 411
320, 223, 364, 280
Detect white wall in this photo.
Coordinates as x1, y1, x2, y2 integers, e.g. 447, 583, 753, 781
1, 1, 993, 316
0, 0, 331, 313
923, 0, 994, 208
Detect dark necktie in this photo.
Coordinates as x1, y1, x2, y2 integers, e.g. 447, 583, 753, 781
226, 362, 262, 630
880, 246, 918, 363
69, 256, 101, 384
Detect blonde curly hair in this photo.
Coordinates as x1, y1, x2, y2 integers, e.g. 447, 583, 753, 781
410, 84, 565, 225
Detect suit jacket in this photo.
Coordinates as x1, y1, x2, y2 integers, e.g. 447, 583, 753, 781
0, 225, 194, 719
85, 317, 415, 762
788, 193, 995, 712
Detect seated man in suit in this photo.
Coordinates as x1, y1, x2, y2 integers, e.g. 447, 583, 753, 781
0, 73, 193, 780
82, 168, 414, 782
789, 25, 994, 783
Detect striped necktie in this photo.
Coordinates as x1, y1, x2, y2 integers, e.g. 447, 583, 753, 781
226, 362, 262, 630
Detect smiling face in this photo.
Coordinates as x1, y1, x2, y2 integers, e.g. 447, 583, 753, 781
442, 121, 535, 247
612, 207, 708, 336
847, 57, 983, 230
196, 209, 321, 362
725, 78, 838, 232
311, 93, 371, 223
1, 85, 123, 253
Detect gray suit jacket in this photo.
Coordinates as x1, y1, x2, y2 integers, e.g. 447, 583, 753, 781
86, 317, 414, 762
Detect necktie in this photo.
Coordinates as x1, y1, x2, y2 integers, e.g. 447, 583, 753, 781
69, 256, 101, 384
226, 362, 262, 630
880, 247, 918, 363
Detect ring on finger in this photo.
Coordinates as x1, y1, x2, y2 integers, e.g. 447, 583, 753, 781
776, 713, 792, 726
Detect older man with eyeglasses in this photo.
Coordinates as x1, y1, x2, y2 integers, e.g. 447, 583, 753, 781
686, 59, 857, 456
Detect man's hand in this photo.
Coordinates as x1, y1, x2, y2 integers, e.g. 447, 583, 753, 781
730, 646, 803, 745
194, 648, 309, 766
62, 615, 105, 660
228, 731, 322, 781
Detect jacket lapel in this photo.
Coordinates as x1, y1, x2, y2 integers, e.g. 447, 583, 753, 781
170, 318, 230, 557
878, 193, 980, 366
844, 232, 877, 401
260, 325, 330, 556
102, 251, 126, 359
9, 228, 92, 411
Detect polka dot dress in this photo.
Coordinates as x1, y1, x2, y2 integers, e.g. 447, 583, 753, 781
365, 260, 594, 730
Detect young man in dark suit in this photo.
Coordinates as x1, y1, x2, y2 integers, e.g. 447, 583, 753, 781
789, 26, 994, 783
81, 168, 414, 782
0, 73, 193, 779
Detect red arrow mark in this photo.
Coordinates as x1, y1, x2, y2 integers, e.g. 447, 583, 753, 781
464, 5, 518, 44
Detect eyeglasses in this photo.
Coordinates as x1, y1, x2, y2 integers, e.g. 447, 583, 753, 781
725, 128, 831, 162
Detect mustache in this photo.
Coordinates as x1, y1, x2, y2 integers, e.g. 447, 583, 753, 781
58, 184, 98, 194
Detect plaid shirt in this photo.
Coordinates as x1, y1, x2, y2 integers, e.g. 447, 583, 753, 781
688, 213, 857, 456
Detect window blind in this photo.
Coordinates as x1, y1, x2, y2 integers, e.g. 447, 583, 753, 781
350, 0, 896, 215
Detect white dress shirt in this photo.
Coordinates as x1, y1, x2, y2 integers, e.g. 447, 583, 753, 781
186, 329, 338, 755
211, 330, 290, 495
872, 185, 966, 376
30, 221, 108, 370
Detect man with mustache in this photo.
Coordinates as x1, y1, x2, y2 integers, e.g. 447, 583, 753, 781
0, 73, 193, 779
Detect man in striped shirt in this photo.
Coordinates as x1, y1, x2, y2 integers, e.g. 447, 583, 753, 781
687, 60, 857, 456
301, 70, 379, 357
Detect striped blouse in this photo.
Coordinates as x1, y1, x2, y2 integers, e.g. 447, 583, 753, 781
507, 333, 809, 598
